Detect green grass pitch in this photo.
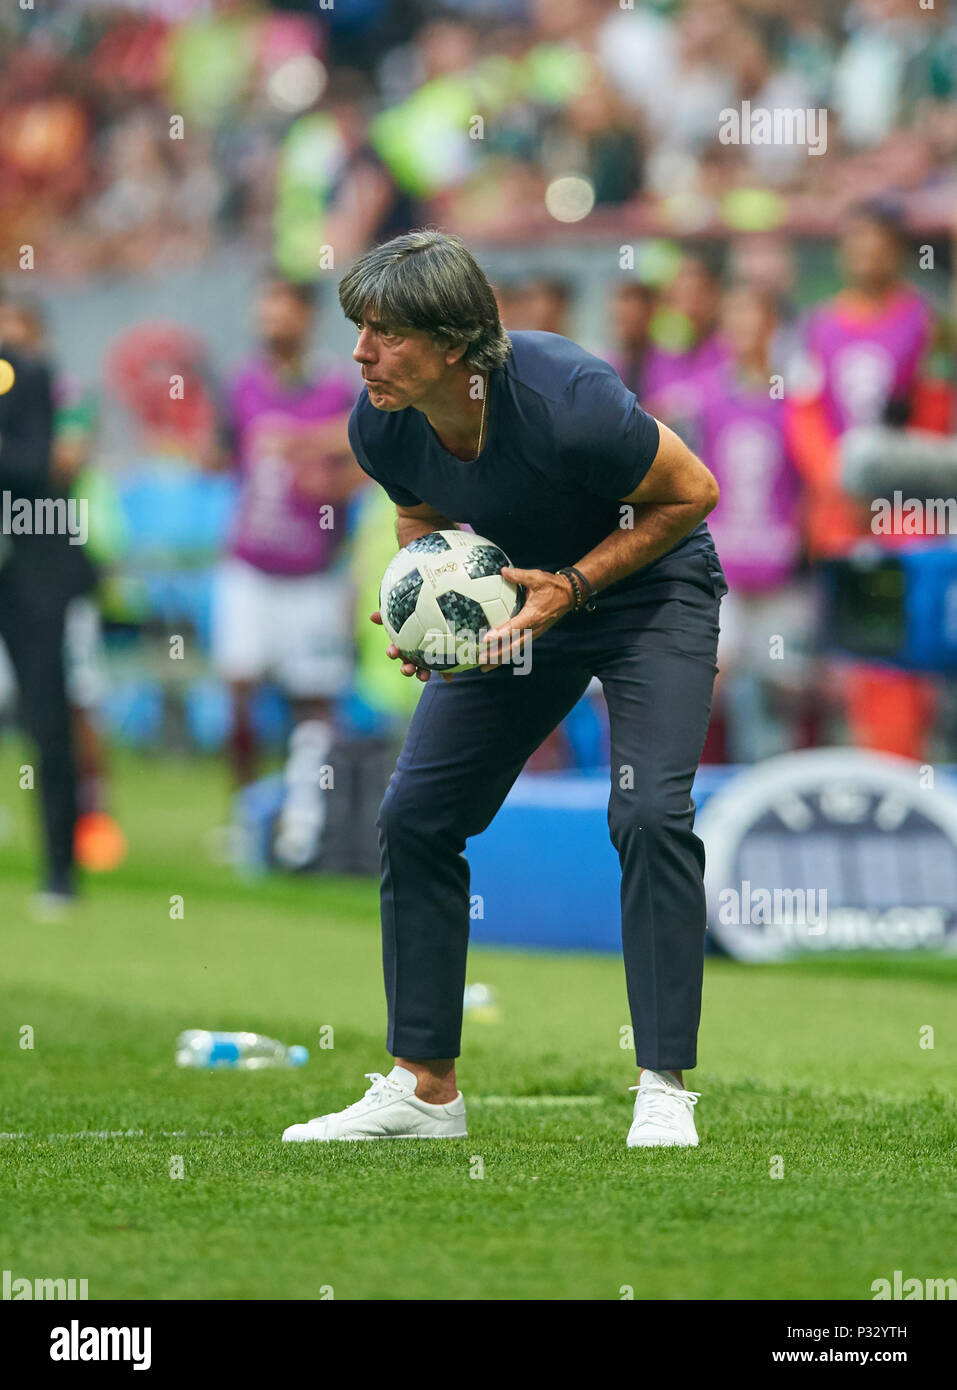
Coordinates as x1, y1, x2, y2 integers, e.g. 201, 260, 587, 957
1, 746, 954, 1301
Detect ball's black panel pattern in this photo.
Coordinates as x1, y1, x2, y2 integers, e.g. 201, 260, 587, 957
463, 543, 508, 580
510, 584, 526, 617
401, 645, 460, 673
386, 568, 423, 632
437, 590, 487, 637
407, 532, 453, 555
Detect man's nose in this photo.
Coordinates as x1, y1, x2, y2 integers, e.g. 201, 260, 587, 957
353, 328, 376, 364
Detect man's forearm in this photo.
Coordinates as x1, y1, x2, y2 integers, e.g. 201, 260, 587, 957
572, 500, 710, 596
396, 512, 458, 548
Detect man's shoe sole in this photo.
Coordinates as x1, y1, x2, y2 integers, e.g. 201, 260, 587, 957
627, 1137, 699, 1148
283, 1128, 467, 1142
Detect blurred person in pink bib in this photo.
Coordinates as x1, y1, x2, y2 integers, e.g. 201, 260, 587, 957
212, 276, 365, 868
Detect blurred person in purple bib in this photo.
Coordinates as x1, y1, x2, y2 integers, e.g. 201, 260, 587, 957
212, 276, 366, 869
689, 284, 813, 764
644, 252, 729, 424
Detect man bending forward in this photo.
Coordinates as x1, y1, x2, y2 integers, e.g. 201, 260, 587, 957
283, 231, 727, 1149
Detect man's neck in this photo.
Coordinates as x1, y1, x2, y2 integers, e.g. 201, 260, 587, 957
735, 351, 770, 383
419, 365, 487, 460
267, 346, 306, 381
846, 280, 902, 312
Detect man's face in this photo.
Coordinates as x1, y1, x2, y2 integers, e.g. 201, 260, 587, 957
841, 220, 901, 291
257, 285, 312, 355
518, 283, 568, 335
352, 317, 459, 410
612, 289, 653, 347
0, 305, 41, 349
721, 288, 774, 360
671, 262, 720, 331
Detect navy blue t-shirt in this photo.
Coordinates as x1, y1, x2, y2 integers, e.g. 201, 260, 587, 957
348, 330, 717, 605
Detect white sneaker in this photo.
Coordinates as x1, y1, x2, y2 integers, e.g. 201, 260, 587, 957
627, 1070, 700, 1148
282, 1066, 467, 1142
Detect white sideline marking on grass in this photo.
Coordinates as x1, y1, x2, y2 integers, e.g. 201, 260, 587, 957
0, 1129, 248, 1140
0, 1100, 605, 1139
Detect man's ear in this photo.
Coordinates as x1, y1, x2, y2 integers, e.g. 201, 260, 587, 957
443, 339, 468, 367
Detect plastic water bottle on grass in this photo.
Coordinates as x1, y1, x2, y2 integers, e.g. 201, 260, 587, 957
176, 1030, 309, 1070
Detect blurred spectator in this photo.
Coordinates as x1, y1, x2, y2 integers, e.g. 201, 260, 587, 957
541, 74, 645, 206
692, 284, 815, 762
491, 278, 524, 331
726, 22, 816, 185
210, 276, 364, 869
510, 275, 573, 335
367, 16, 481, 201
726, 232, 803, 362
789, 202, 937, 557
832, 0, 950, 149
276, 68, 422, 281
605, 280, 657, 398
787, 201, 942, 758
0, 294, 126, 873
105, 322, 220, 462
645, 251, 729, 421
0, 299, 78, 904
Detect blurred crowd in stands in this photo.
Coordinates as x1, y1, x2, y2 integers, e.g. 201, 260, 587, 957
500, 201, 957, 770
4, 202, 955, 779
3, 0, 957, 280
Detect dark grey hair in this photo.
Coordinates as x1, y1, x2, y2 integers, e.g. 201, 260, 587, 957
338, 229, 511, 371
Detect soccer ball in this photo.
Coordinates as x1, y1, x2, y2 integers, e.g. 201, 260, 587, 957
379, 530, 523, 673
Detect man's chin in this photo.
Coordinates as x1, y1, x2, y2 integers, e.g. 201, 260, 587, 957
365, 388, 404, 412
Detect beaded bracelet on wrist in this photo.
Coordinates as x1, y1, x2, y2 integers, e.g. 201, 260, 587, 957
555, 565, 597, 613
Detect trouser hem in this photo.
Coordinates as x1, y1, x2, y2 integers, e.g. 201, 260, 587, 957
388, 1031, 462, 1061
636, 1054, 697, 1072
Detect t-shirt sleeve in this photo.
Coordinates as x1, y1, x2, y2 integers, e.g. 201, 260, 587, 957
348, 405, 422, 508
557, 365, 661, 499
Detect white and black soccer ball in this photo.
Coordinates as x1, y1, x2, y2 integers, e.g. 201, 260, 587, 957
379, 530, 523, 673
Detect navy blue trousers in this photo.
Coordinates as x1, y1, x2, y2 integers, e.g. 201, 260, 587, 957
377, 549, 726, 1072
